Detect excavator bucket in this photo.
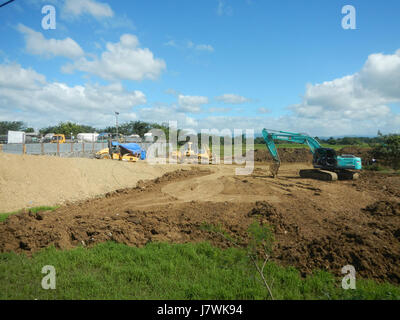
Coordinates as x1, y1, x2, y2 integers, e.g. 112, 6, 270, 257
269, 161, 280, 178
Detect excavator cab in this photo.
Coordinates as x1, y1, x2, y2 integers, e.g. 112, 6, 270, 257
313, 148, 338, 169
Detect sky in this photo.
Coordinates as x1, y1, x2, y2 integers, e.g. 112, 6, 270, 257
0, 0, 400, 136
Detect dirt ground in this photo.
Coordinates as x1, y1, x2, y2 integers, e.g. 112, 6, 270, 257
1, 156, 399, 284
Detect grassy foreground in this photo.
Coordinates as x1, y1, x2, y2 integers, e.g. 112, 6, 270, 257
0, 242, 399, 300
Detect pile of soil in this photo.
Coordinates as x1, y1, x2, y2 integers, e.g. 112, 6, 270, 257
0, 153, 183, 212
363, 201, 400, 216
254, 148, 313, 163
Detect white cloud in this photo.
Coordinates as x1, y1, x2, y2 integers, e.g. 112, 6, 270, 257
0, 64, 146, 128
137, 105, 198, 129
63, 34, 166, 81
281, 49, 400, 135
17, 24, 84, 59
217, 0, 233, 16
194, 44, 214, 52
187, 41, 214, 52
63, 0, 114, 19
216, 94, 251, 104
0, 63, 46, 90
258, 107, 270, 114
178, 95, 209, 113
208, 107, 232, 113
164, 40, 177, 47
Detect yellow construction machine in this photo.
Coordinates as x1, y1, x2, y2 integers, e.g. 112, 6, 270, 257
170, 142, 214, 164
95, 142, 141, 162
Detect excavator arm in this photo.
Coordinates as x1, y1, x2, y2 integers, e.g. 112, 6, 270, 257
261, 129, 322, 177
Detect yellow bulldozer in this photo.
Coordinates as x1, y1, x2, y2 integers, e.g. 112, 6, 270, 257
170, 142, 214, 164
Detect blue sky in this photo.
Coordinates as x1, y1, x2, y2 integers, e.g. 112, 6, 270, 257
0, 0, 400, 136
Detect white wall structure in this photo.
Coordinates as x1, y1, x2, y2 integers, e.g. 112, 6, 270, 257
8, 131, 26, 144
77, 133, 99, 143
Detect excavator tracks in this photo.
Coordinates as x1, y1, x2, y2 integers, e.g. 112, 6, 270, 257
299, 169, 338, 181
299, 169, 359, 181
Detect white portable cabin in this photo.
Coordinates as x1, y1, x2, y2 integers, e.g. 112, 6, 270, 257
77, 133, 99, 143
7, 131, 26, 144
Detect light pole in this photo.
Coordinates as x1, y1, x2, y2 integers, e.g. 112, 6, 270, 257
115, 111, 120, 138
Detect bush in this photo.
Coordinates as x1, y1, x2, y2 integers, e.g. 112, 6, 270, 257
372, 134, 400, 170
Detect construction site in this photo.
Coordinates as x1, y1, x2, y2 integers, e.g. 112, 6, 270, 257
1, 139, 399, 291
1, 0, 400, 304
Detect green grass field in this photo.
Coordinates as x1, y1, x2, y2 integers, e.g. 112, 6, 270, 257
0, 242, 399, 300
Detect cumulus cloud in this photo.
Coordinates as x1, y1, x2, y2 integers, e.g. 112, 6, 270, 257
63, 34, 166, 81
177, 95, 209, 113
0, 64, 146, 127
216, 94, 251, 104
63, 0, 114, 19
289, 50, 400, 129
17, 24, 84, 59
0, 63, 46, 90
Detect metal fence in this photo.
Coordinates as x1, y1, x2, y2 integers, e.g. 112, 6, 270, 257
1, 142, 107, 158
0, 142, 164, 158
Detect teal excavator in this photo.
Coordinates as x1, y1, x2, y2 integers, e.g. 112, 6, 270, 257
262, 129, 362, 181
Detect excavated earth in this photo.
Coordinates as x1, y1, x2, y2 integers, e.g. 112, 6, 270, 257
1, 156, 399, 284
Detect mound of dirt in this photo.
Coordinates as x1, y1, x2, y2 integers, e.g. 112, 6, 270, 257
0, 153, 184, 212
363, 201, 400, 216
250, 200, 400, 284
254, 148, 313, 163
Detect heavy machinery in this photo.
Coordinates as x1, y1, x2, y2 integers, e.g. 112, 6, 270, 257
170, 142, 214, 164
95, 141, 146, 162
262, 129, 362, 181
51, 134, 66, 144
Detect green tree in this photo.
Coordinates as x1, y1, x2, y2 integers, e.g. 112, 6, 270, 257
0, 121, 26, 135
372, 134, 400, 169
40, 122, 97, 137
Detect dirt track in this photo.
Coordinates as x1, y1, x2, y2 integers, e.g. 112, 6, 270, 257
1, 159, 399, 284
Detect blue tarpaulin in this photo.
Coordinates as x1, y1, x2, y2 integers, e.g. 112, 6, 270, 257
112, 142, 146, 160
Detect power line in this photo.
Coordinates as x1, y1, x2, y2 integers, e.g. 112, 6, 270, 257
0, 0, 16, 8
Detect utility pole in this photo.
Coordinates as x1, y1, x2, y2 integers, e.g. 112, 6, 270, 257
115, 111, 120, 138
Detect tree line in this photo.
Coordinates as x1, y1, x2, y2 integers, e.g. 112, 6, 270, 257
0, 121, 170, 138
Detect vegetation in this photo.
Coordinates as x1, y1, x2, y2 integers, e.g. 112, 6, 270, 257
39, 122, 98, 138
0, 206, 58, 222
372, 134, 400, 170
0, 121, 34, 135
0, 241, 399, 300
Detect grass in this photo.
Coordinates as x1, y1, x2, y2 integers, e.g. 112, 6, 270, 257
0, 241, 399, 300
0, 206, 58, 222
